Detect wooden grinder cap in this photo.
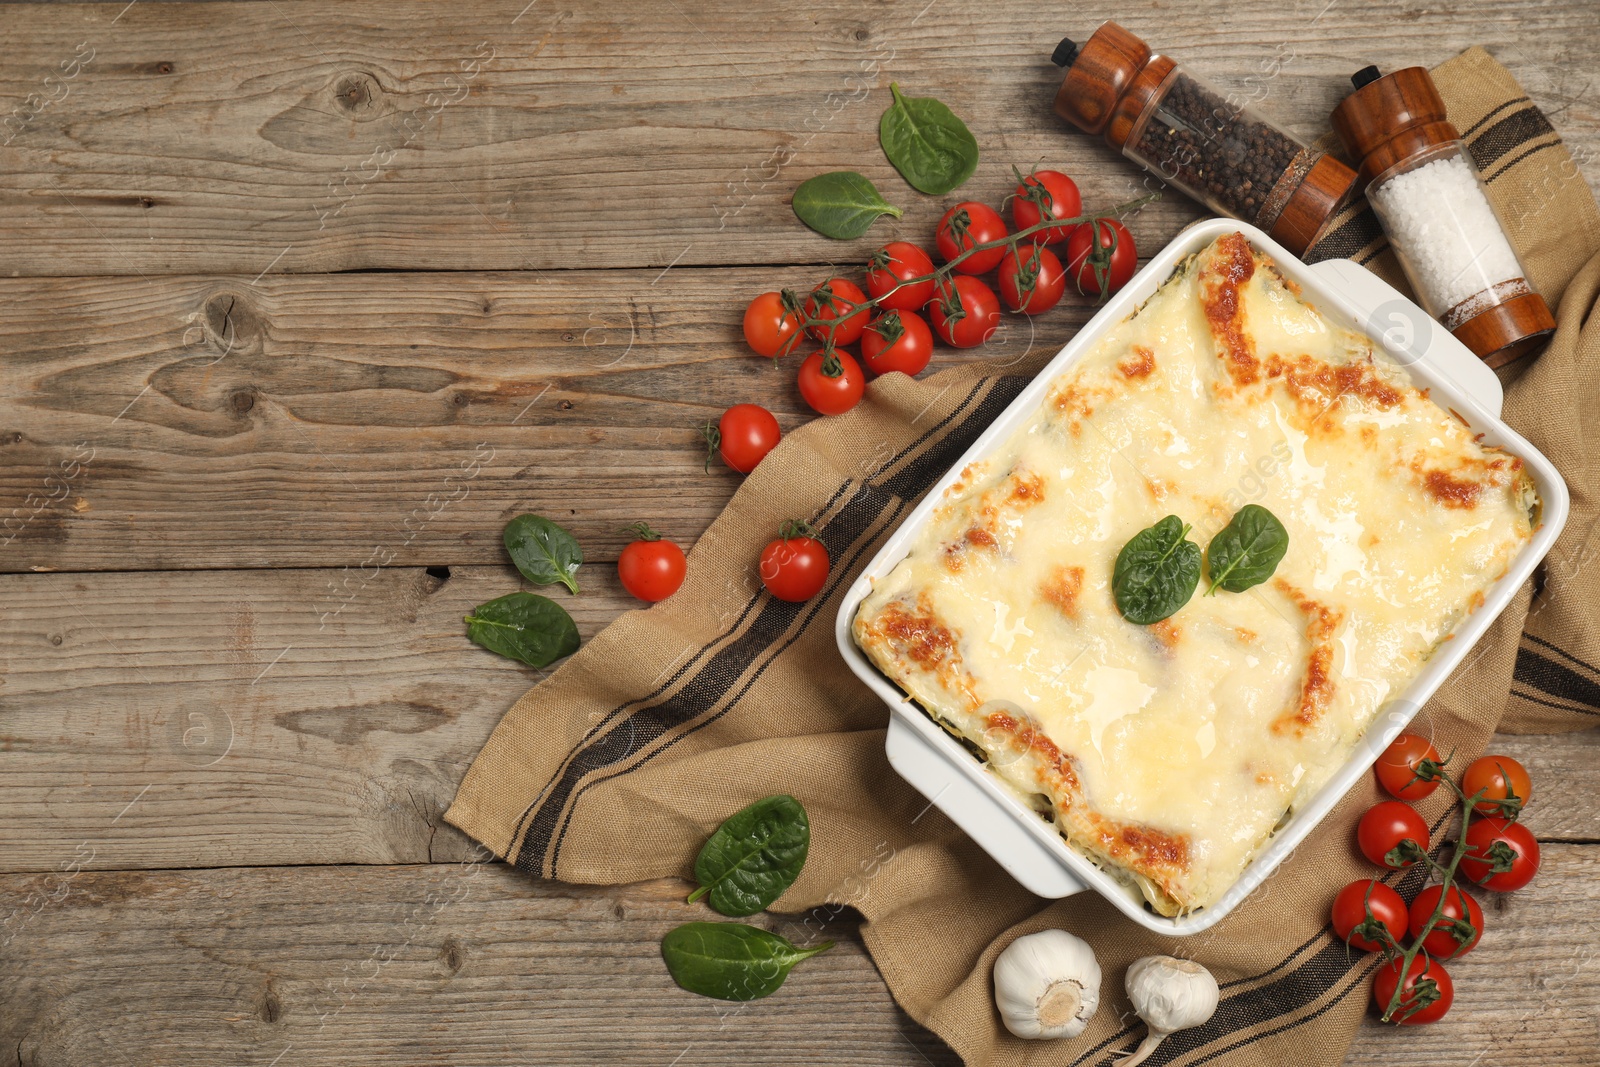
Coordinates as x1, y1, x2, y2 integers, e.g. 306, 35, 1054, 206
1052, 22, 1168, 148
1331, 65, 1459, 185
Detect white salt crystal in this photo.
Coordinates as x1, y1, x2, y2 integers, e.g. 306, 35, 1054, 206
1367, 152, 1523, 317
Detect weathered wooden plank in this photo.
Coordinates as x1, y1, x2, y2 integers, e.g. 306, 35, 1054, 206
0, 1, 1595, 276
0, 854, 1594, 1065
2, 564, 1595, 875
0, 266, 1093, 572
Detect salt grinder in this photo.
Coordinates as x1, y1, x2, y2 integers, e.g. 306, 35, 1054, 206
1051, 22, 1358, 257
1333, 66, 1555, 368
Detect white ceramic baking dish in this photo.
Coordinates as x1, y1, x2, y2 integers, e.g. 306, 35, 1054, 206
834, 218, 1569, 936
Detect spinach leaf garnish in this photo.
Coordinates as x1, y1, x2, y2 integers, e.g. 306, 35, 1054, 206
660, 922, 833, 1001
1206, 504, 1289, 594
503, 514, 583, 594
792, 171, 902, 239
1112, 515, 1201, 624
687, 795, 810, 916
463, 592, 579, 668
878, 83, 979, 196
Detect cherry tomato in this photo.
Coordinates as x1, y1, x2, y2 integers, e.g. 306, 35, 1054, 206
865, 242, 937, 312
759, 521, 830, 602
860, 310, 934, 377
1066, 218, 1138, 297
998, 245, 1067, 314
616, 524, 687, 603
742, 291, 802, 358
1374, 733, 1444, 801
927, 275, 1001, 349
709, 403, 781, 474
797, 349, 865, 416
1372, 955, 1453, 1025
935, 202, 1009, 275
1408, 883, 1484, 959
1330, 879, 1407, 953
1460, 754, 1532, 816
1460, 816, 1540, 891
1357, 801, 1430, 869
804, 278, 871, 346
1011, 169, 1082, 245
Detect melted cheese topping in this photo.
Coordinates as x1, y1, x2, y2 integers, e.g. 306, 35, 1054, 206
854, 233, 1535, 915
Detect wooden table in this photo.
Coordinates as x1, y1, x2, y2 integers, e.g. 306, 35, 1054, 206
4, 3, 1597, 1063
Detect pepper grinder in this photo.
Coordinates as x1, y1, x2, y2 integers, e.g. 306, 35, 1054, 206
1051, 22, 1358, 257
1332, 65, 1555, 368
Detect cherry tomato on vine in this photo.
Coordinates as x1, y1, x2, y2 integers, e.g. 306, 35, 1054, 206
1459, 816, 1540, 891
742, 291, 802, 358
804, 279, 871, 346
927, 275, 1001, 349
797, 349, 865, 416
1357, 801, 1429, 869
758, 520, 830, 602
1461, 754, 1532, 816
1011, 169, 1082, 245
865, 242, 937, 312
616, 523, 687, 603
935, 202, 1008, 275
1374, 733, 1445, 801
705, 403, 781, 474
860, 310, 933, 377
998, 245, 1067, 314
1066, 219, 1138, 297
1330, 879, 1407, 953
1372, 955, 1453, 1025
1408, 883, 1484, 959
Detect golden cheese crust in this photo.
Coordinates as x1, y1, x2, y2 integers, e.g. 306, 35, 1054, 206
854, 233, 1536, 916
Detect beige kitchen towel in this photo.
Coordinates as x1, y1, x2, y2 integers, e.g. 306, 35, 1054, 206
447, 48, 1599, 1066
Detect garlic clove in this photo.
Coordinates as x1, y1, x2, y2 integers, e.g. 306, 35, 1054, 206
1119, 955, 1219, 1066
993, 929, 1102, 1040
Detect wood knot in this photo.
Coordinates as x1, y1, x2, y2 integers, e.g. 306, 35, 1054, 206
201, 291, 264, 358
439, 936, 465, 975
230, 389, 255, 414
333, 72, 381, 115
257, 980, 283, 1023
155, 61, 173, 74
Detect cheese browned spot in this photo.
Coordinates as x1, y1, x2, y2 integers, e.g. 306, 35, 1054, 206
853, 233, 1536, 917
1039, 565, 1084, 616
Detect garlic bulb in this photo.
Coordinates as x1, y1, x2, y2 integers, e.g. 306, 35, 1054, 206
1120, 955, 1219, 1066
992, 929, 1102, 1040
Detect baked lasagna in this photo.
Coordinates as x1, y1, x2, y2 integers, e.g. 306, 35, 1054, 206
853, 232, 1537, 916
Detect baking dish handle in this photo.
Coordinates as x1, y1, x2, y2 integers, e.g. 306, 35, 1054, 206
885, 713, 1088, 899
1307, 259, 1504, 417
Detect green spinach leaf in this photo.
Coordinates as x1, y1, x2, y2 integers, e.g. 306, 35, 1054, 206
878, 83, 979, 196
792, 171, 902, 239
1206, 504, 1289, 594
1113, 515, 1201, 625
660, 922, 833, 1001
687, 795, 809, 916
464, 592, 580, 668
503, 514, 583, 594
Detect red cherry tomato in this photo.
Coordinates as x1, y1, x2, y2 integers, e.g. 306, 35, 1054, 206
1460, 816, 1540, 891
1372, 955, 1453, 1025
927, 275, 1001, 349
865, 242, 937, 313
804, 278, 871, 346
797, 349, 865, 416
1460, 754, 1532, 815
710, 403, 781, 474
758, 521, 830, 602
1011, 169, 1082, 245
616, 524, 687, 603
1330, 879, 1407, 953
1374, 733, 1444, 801
997, 245, 1068, 314
1357, 801, 1430, 869
1066, 219, 1138, 297
742, 291, 802, 358
860, 310, 934, 377
1408, 883, 1484, 959
935, 202, 1008, 275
